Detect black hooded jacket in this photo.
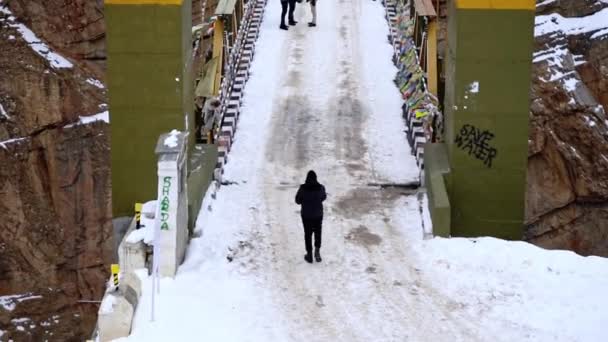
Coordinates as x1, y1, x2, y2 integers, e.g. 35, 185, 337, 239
295, 171, 327, 219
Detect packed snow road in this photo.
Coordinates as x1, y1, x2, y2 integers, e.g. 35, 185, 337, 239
120, 1, 608, 341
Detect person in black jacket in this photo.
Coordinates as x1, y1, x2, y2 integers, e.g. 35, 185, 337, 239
295, 170, 327, 263
280, 0, 289, 30
288, 0, 298, 26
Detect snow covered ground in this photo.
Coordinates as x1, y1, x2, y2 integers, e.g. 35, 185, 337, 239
120, 1, 608, 341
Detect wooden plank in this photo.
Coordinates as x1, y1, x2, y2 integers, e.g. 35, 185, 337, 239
414, 0, 437, 17
427, 20, 438, 96
212, 19, 224, 95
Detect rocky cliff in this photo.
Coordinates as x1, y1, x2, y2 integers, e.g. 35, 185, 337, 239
526, 0, 608, 256
0, 0, 111, 340
5, 0, 105, 79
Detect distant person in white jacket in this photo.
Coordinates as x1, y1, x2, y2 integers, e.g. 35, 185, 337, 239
307, 0, 317, 27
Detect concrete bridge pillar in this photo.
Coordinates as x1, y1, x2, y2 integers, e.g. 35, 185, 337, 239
428, 0, 535, 239
105, 0, 194, 216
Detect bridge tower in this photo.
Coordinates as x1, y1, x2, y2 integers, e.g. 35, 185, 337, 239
105, 0, 194, 217
426, 0, 536, 239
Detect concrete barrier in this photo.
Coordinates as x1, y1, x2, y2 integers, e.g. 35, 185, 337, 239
155, 130, 189, 277
119, 218, 148, 274
97, 217, 148, 341
97, 293, 134, 342
424, 143, 451, 237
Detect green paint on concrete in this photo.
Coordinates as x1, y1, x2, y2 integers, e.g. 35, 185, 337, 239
187, 144, 218, 231
441, 2, 534, 239
106, 0, 194, 216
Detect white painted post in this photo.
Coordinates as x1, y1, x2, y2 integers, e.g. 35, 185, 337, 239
154, 130, 190, 278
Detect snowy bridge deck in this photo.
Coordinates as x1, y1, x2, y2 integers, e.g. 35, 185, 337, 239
119, 1, 608, 341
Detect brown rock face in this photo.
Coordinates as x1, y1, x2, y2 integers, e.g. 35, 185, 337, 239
0, 0, 111, 340
525, 0, 608, 256
5, 0, 105, 79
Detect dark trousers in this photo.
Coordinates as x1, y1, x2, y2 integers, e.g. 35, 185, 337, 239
302, 217, 322, 253
280, 1, 288, 26
288, 0, 297, 23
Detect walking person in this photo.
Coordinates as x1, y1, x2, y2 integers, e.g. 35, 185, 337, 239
307, 0, 317, 27
295, 170, 327, 263
280, 0, 289, 30
288, 0, 298, 25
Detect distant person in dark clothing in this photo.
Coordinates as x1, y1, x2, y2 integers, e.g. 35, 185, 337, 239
288, 0, 298, 26
307, 0, 317, 27
280, 0, 289, 30
295, 170, 327, 263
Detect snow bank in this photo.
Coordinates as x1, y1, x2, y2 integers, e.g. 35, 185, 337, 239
125, 216, 155, 244
142, 200, 157, 217
359, 0, 420, 183
420, 238, 608, 341
163, 129, 180, 148
0, 4, 73, 69
392, 197, 608, 342
99, 294, 117, 315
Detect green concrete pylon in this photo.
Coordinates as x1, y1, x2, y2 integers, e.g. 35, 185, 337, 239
105, 0, 194, 216
442, 0, 535, 239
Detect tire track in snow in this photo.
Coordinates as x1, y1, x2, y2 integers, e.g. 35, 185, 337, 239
258, 0, 484, 341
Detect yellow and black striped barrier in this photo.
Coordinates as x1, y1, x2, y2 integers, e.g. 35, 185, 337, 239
111, 264, 120, 290
135, 202, 142, 229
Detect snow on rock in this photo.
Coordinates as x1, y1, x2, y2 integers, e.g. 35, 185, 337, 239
0, 293, 42, 311
585, 115, 598, 127
535, 8, 608, 38
563, 77, 579, 92
0, 4, 73, 69
0, 137, 27, 150
0, 102, 8, 118
537, 0, 557, 7
64, 111, 110, 128
591, 27, 608, 39
533, 45, 569, 65
163, 129, 180, 148
11, 318, 30, 324
86, 78, 105, 89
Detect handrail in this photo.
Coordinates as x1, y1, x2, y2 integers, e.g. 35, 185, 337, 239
214, 0, 259, 140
